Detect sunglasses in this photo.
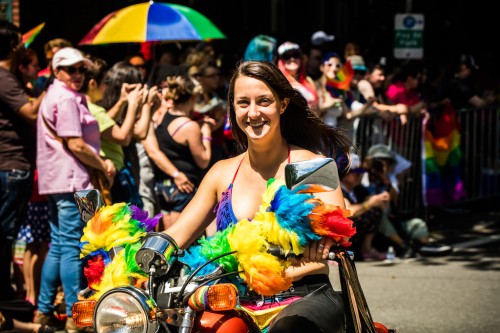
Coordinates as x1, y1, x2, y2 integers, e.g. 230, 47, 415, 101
324, 62, 342, 69
60, 66, 86, 75
281, 51, 302, 61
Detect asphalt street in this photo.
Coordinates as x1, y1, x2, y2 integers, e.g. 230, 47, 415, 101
12, 198, 497, 333
333, 200, 500, 333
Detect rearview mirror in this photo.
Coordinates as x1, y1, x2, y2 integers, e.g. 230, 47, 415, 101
74, 189, 104, 222
285, 157, 339, 191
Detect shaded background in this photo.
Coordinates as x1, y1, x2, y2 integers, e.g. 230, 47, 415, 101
17, 0, 500, 90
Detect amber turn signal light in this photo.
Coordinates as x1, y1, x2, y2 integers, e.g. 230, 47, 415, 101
71, 300, 96, 327
207, 284, 238, 311
188, 284, 238, 312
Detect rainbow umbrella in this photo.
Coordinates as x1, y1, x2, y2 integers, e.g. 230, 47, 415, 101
22, 22, 45, 47
79, 1, 225, 45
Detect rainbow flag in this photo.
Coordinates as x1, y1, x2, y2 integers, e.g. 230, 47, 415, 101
423, 103, 466, 206
326, 60, 354, 91
22, 22, 45, 47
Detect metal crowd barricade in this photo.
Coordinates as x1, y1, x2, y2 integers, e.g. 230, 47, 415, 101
459, 106, 500, 200
351, 115, 425, 217
351, 106, 500, 218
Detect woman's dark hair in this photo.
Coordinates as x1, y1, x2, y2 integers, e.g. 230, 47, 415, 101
97, 61, 143, 111
80, 56, 108, 94
227, 60, 352, 157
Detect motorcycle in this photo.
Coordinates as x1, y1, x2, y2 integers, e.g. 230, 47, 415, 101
71, 158, 395, 333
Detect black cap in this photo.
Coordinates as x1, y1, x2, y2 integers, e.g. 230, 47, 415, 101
460, 54, 479, 70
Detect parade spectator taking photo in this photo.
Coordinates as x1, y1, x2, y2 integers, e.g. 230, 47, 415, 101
363, 144, 453, 258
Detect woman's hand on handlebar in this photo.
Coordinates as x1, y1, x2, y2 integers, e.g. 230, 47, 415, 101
302, 237, 335, 261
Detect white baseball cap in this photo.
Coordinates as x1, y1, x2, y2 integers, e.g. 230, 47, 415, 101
52, 47, 92, 69
277, 41, 301, 57
311, 31, 335, 46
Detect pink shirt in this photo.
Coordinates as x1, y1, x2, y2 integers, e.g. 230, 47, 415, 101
37, 79, 100, 195
385, 81, 421, 106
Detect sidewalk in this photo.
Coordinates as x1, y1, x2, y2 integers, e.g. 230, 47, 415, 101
425, 195, 500, 246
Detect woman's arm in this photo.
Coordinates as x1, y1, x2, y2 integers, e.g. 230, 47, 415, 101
133, 86, 157, 140
183, 119, 213, 170
18, 91, 46, 125
101, 84, 142, 146
107, 83, 141, 121
344, 192, 390, 218
66, 137, 116, 185
142, 121, 194, 193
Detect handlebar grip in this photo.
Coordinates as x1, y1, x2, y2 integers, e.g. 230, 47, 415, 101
267, 244, 339, 260
267, 245, 285, 257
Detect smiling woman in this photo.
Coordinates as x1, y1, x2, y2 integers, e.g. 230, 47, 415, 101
233, 75, 286, 143
146, 60, 353, 333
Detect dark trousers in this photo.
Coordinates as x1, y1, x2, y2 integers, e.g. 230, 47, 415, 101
0, 169, 34, 301
269, 277, 345, 333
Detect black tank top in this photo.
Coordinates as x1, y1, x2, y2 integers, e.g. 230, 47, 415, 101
154, 113, 204, 186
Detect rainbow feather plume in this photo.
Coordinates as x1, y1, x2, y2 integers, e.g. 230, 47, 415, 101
79, 203, 160, 299
80, 203, 160, 258
89, 247, 146, 300
271, 185, 320, 247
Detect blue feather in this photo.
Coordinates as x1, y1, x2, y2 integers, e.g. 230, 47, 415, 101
180, 246, 219, 276
271, 186, 321, 245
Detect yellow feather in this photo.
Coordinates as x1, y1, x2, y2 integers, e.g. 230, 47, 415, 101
89, 251, 133, 300
258, 179, 285, 213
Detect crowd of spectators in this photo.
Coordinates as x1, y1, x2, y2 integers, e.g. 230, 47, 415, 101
1, 19, 498, 331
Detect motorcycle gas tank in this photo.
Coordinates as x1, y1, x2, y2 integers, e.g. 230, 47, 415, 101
194, 310, 256, 333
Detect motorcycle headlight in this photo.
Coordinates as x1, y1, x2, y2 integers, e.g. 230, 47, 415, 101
94, 287, 157, 333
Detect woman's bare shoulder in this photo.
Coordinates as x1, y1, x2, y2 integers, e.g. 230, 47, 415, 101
289, 145, 325, 161
203, 153, 246, 189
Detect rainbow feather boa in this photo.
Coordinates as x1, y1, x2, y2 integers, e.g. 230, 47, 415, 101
180, 178, 355, 296
79, 179, 355, 299
79, 203, 160, 300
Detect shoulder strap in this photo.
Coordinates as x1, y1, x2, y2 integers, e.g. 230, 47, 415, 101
171, 119, 193, 138
231, 155, 246, 183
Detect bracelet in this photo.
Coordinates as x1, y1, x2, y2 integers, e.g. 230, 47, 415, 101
171, 170, 180, 178
202, 136, 212, 141
362, 201, 370, 211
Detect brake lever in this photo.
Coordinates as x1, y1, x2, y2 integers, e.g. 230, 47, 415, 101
191, 265, 225, 282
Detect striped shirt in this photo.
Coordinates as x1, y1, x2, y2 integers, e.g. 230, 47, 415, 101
37, 79, 100, 195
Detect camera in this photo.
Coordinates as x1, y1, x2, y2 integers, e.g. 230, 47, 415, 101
372, 159, 384, 172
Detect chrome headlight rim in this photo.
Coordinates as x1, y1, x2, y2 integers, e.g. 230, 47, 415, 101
93, 286, 157, 333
